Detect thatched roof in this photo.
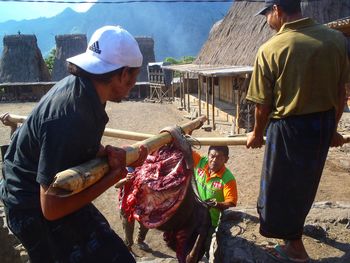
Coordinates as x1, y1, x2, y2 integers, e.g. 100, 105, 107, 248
301, 0, 350, 24
136, 37, 155, 82
195, 0, 350, 67
194, 0, 272, 66
0, 34, 51, 82
52, 34, 87, 81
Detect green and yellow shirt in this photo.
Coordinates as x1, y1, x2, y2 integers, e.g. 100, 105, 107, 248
193, 151, 238, 227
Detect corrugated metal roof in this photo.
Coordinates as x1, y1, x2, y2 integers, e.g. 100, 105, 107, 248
162, 64, 253, 76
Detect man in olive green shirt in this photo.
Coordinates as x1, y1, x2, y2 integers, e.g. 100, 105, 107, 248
246, 0, 349, 262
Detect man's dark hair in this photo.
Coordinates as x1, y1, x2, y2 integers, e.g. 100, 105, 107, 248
67, 63, 139, 84
280, 0, 301, 15
208, 145, 229, 157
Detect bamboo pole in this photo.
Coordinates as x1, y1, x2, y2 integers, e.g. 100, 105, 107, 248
46, 115, 207, 196
104, 128, 153, 141
5, 114, 350, 145
8, 114, 27, 123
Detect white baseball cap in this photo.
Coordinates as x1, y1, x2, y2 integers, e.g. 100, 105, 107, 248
67, 25, 143, 74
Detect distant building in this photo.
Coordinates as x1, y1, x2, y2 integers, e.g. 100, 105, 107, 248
0, 34, 50, 83
136, 37, 155, 82
52, 34, 87, 81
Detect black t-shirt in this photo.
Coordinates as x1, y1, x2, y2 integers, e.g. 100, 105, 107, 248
1, 75, 108, 209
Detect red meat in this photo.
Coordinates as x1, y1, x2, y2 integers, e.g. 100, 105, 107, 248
122, 145, 192, 229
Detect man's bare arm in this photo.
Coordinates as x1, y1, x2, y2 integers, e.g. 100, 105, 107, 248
246, 103, 271, 149
40, 146, 127, 221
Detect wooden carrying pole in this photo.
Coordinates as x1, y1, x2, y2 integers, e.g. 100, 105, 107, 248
45, 115, 207, 196
6, 114, 350, 145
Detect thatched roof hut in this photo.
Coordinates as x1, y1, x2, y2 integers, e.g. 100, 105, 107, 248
136, 37, 155, 82
0, 34, 51, 82
195, 0, 350, 67
52, 34, 87, 81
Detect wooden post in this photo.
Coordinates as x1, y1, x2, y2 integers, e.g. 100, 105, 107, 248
179, 74, 183, 108
149, 83, 152, 100
171, 71, 175, 102
211, 76, 215, 130
240, 75, 251, 133
186, 73, 190, 113
198, 75, 202, 117
182, 73, 186, 111
235, 89, 240, 134
206, 76, 210, 125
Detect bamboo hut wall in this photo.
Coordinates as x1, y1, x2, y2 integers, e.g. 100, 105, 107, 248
218, 76, 234, 103
214, 85, 219, 100
188, 79, 199, 93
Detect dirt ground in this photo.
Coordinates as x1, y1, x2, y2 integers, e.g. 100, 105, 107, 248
0, 101, 349, 262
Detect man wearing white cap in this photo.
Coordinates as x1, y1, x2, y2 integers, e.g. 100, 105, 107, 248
1, 25, 144, 263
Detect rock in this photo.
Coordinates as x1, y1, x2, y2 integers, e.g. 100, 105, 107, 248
216, 204, 350, 262
303, 224, 328, 239
337, 216, 350, 224
313, 201, 333, 208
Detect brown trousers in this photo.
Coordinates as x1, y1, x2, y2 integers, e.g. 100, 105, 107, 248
120, 209, 149, 247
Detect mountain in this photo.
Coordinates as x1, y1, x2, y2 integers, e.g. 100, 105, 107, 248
0, 1, 232, 61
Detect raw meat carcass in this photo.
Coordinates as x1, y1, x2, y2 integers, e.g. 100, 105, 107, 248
123, 146, 191, 227
121, 144, 210, 263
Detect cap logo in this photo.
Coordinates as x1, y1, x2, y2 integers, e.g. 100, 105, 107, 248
89, 41, 101, 54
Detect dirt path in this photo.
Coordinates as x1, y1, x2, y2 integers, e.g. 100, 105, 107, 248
0, 101, 349, 262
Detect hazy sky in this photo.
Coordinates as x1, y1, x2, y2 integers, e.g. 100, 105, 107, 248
0, 0, 97, 23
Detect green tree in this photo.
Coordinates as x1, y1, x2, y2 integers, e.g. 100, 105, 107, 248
164, 57, 178, 64
45, 48, 56, 73
182, 56, 195, 64
164, 56, 196, 77
164, 56, 196, 65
